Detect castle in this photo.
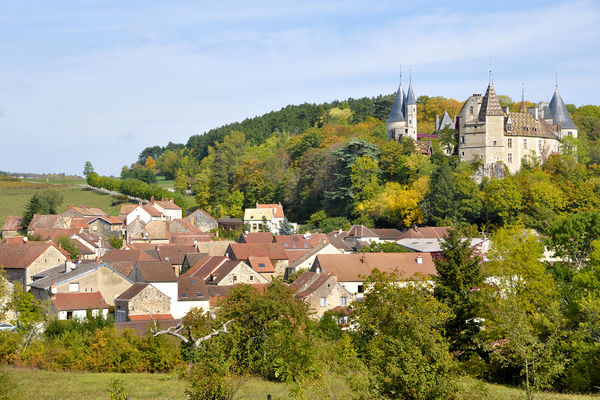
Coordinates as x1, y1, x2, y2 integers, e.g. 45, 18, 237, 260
457, 78, 578, 174
386, 74, 417, 141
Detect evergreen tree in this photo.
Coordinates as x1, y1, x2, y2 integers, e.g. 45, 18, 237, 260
434, 228, 484, 357
259, 216, 270, 232
279, 217, 293, 235
21, 194, 46, 232
421, 162, 456, 225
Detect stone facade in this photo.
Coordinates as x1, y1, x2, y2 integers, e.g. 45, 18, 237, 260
386, 74, 418, 142
115, 284, 171, 322
187, 210, 218, 232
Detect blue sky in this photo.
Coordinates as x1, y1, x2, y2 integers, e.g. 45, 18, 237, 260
1, 0, 599, 176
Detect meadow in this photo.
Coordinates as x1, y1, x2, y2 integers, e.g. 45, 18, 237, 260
5, 367, 598, 400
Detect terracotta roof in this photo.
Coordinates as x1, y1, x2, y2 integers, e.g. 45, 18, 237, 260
205, 260, 245, 284
133, 220, 170, 241
195, 240, 235, 256
371, 229, 403, 240
182, 256, 228, 278
183, 252, 209, 268
32, 228, 81, 241
104, 261, 135, 277
131, 261, 177, 282
227, 243, 288, 260
289, 243, 338, 268
156, 245, 198, 265
152, 199, 181, 210
73, 240, 95, 255
506, 111, 557, 139
239, 232, 274, 244
2, 216, 23, 232
289, 271, 332, 299
120, 204, 137, 216
101, 249, 158, 263
169, 232, 213, 245
65, 206, 107, 217
68, 217, 91, 229
314, 252, 437, 282
178, 277, 210, 301
128, 314, 174, 321
116, 283, 148, 300
256, 203, 284, 218
88, 216, 123, 225
170, 219, 202, 234
346, 225, 378, 238
0, 240, 62, 269
325, 232, 353, 252
141, 204, 163, 217
398, 226, 449, 240
52, 292, 107, 311
247, 256, 275, 273
274, 235, 312, 249
28, 215, 62, 231
75, 232, 102, 248
284, 249, 311, 263
29, 261, 132, 290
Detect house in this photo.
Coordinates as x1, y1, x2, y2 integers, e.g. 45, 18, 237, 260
285, 243, 342, 279
125, 204, 164, 226
243, 207, 274, 233
29, 261, 134, 306
130, 220, 170, 244
87, 216, 124, 238
1, 216, 23, 238
115, 283, 172, 323
289, 271, 352, 318
51, 291, 109, 320
155, 244, 198, 275
174, 277, 211, 317
396, 237, 490, 260
71, 232, 111, 260
185, 209, 218, 232
398, 226, 449, 240
0, 237, 69, 286
32, 227, 82, 241
101, 249, 158, 263
62, 206, 107, 218
169, 219, 202, 235
226, 243, 289, 279
27, 214, 69, 233
149, 198, 182, 221
343, 225, 380, 250
128, 261, 178, 314
311, 252, 436, 299
238, 232, 273, 244
182, 256, 269, 286
181, 253, 210, 275
256, 203, 285, 233
326, 231, 353, 253
195, 240, 235, 256
217, 218, 244, 231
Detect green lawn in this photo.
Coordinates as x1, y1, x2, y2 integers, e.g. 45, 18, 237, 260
5, 367, 598, 400
0, 181, 132, 224
156, 176, 174, 189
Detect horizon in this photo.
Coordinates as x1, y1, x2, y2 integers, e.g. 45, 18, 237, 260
1, 0, 599, 176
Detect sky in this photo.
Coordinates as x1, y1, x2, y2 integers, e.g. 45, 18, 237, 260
1, 0, 599, 176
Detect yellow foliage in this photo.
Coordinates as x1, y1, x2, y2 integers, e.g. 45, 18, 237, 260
372, 178, 429, 228
144, 156, 157, 169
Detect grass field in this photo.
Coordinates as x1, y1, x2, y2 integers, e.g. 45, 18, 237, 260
5, 367, 598, 400
0, 180, 131, 224
156, 176, 174, 189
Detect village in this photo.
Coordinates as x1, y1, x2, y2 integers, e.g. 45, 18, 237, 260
0, 199, 485, 332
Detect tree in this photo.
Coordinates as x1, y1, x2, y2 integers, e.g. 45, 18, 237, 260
547, 211, 600, 269
21, 194, 45, 232
259, 216, 270, 232
54, 236, 80, 259
144, 156, 157, 170
83, 161, 94, 177
421, 162, 457, 225
174, 169, 188, 192
359, 241, 407, 253
7, 283, 49, 347
482, 178, 523, 226
433, 228, 484, 356
353, 271, 456, 399
279, 217, 293, 235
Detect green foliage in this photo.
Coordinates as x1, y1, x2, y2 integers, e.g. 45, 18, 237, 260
304, 210, 351, 233
359, 241, 408, 253
353, 271, 457, 399
108, 236, 123, 249
279, 217, 293, 235
547, 211, 600, 269
83, 161, 94, 178
106, 378, 129, 400
120, 165, 157, 184
21, 188, 65, 230
54, 235, 80, 259
87, 172, 173, 202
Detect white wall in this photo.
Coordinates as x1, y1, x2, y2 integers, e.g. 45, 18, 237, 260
151, 282, 178, 314
171, 300, 210, 319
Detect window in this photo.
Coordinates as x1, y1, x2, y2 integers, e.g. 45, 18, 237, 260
508, 153, 513, 163
469, 106, 474, 114
197, 292, 203, 297
69, 282, 79, 292
507, 123, 512, 131
493, 140, 497, 146
507, 138, 512, 148
66, 311, 73, 319
320, 297, 326, 307
538, 140, 542, 150
568, 132, 573, 136
460, 136, 465, 144
258, 263, 266, 268
181, 293, 187, 298
232, 275, 237, 282
357, 285, 364, 294
249, 275, 254, 281
461, 152, 465, 157
523, 139, 528, 149
341, 296, 347, 306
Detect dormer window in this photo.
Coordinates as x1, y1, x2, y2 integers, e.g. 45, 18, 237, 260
507, 123, 512, 131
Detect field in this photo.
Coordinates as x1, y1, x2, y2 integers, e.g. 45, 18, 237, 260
5, 367, 598, 400
0, 179, 131, 224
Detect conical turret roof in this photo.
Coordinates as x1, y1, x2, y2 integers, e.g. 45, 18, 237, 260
549, 88, 576, 129
387, 83, 406, 123
478, 81, 504, 121
406, 83, 416, 105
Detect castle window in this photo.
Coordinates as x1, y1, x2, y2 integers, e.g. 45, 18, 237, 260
507, 123, 512, 131
460, 136, 465, 144
523, 139, 528, 149
461, 152, 465, 157
469, 106, 474, 114
493, 140, 497, 146
508, 138, 512, 148
508, 153, 513, 163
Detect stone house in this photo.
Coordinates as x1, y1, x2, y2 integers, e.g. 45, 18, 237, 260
29, 261, 134, 306
27, 214, 69, 234
169, 219, 202, 235
0, 238, 69, 286
173, 277, 211, 317
1, 216, 23, 238
225, 243, 289, 279
62, 206, 107, 218
128, 261, 178, 315
183, 258, 269, 286
185, 209, 218, 232
289, 271, 352, 318
285, 243, 342, 279
87, 216, 124, 239
311, 252, 436, 299
115, 283, 171, 322
130, 220, 170, 244
51, 291, 109, 320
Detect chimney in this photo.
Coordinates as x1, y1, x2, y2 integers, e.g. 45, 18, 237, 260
65, 261, 74, 273
435, 114, 439, 131
503, 106, 510, 114
416, 256, 423, 264
528, 107, 538, 120
150, 196, 155, 202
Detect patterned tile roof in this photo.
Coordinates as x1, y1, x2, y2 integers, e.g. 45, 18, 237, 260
478, 82, 504, 120
506, 111, 557, 139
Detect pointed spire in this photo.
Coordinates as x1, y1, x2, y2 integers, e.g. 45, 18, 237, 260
478, 79, 504, 121
549, 84, 576, 129
519, 83, 526, 113
406, 70, 416, 105
387, 67, 406, 123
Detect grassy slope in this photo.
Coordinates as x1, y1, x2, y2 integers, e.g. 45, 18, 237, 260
0, 179, 129, 224
6, 367, 598, 400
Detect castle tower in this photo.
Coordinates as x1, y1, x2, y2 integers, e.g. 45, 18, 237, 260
405, 78, 417, 140
386, 73, 406, 141
549, 85, 578, 139
479, 77, 505, 165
